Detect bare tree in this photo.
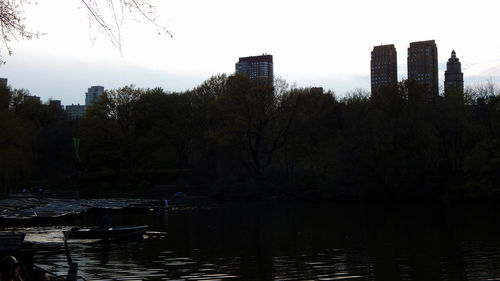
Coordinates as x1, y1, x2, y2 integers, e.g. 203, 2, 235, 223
0, 0, 40, 62
0, 0, 171, 62
81, 0, 172, 52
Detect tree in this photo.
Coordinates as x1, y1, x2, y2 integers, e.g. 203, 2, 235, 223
278, 87, 341, 184
79, 0, 172, 53
0, 110, 32, 193
0, 0, 171, 62
79, 85, 144, 172
132, 90, 199, 175
0, 0, 40, 62
209, 74, 292, 177
183, 75, 226, 170
462, 82, 500, 197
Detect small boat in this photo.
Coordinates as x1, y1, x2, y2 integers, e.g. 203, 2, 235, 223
0, 232, 26, 250
64, 225, 148, 240
0, 232, 86, 280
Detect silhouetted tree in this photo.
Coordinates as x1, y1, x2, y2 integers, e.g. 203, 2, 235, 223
189, 74, 226, 172
132, 89, 199, 176
209, 74, 292, 177
3, 73, 500, 200
79, 85, 144, 173
278, 87, 340, 186
0, 109, 31, 193
462, 82, 500, 198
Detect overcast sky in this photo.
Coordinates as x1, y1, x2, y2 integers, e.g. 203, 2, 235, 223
0, 0, 499, 105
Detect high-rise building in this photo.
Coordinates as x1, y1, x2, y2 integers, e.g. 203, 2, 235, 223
0, 78, 7, 88
85, 86, 104, 106
370, 44, 398, 94
310, 87, 324, 95
65, 104, 86, 120
444, 50, 464, 94
235, 54, 273, 81
407, 40, 439, 99
24, 95, 41, 103
49, 99, 63, 110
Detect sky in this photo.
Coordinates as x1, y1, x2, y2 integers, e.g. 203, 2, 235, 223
0, 0, 499, 105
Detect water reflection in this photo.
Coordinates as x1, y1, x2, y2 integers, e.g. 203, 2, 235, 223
272, 249, 369, 280
2, 203, 500, 280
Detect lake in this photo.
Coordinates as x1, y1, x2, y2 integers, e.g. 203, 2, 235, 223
5, 202, 500, 280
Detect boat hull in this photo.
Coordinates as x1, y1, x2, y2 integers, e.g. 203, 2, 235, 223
66, 225, 148, 240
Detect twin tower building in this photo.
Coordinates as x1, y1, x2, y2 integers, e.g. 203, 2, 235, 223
371, 40, 464, 98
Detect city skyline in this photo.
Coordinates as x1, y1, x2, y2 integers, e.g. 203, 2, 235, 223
0, 44, 491, 106
0, 0, 499, 104
371, 41, 467, 97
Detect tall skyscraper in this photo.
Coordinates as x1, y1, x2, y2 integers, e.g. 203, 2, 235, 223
235, 54, 273, 81
0, 78, 7, 88
444, 50, 464, 94
85, 86, 104, 106
407, 40, 439, 99
370, 44, 398, 94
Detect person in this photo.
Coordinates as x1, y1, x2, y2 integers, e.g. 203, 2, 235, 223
0, 256, 24, 281
100, 214, 112, 229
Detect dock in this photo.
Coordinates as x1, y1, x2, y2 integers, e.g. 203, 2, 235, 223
0, 198, 158, 224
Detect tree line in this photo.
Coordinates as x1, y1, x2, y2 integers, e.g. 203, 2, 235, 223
1, 75, 499, 201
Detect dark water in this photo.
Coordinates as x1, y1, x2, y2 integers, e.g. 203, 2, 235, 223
5, 202, 500, 280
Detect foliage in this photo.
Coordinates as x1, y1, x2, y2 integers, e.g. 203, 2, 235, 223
2, 77, 500, 201
0, 110, 32, 193
79, 85, 144, 172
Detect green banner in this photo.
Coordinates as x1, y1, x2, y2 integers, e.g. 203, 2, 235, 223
73, 137, 82, 163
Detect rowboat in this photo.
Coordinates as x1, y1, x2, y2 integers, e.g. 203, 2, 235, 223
64, 225, 148, 240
